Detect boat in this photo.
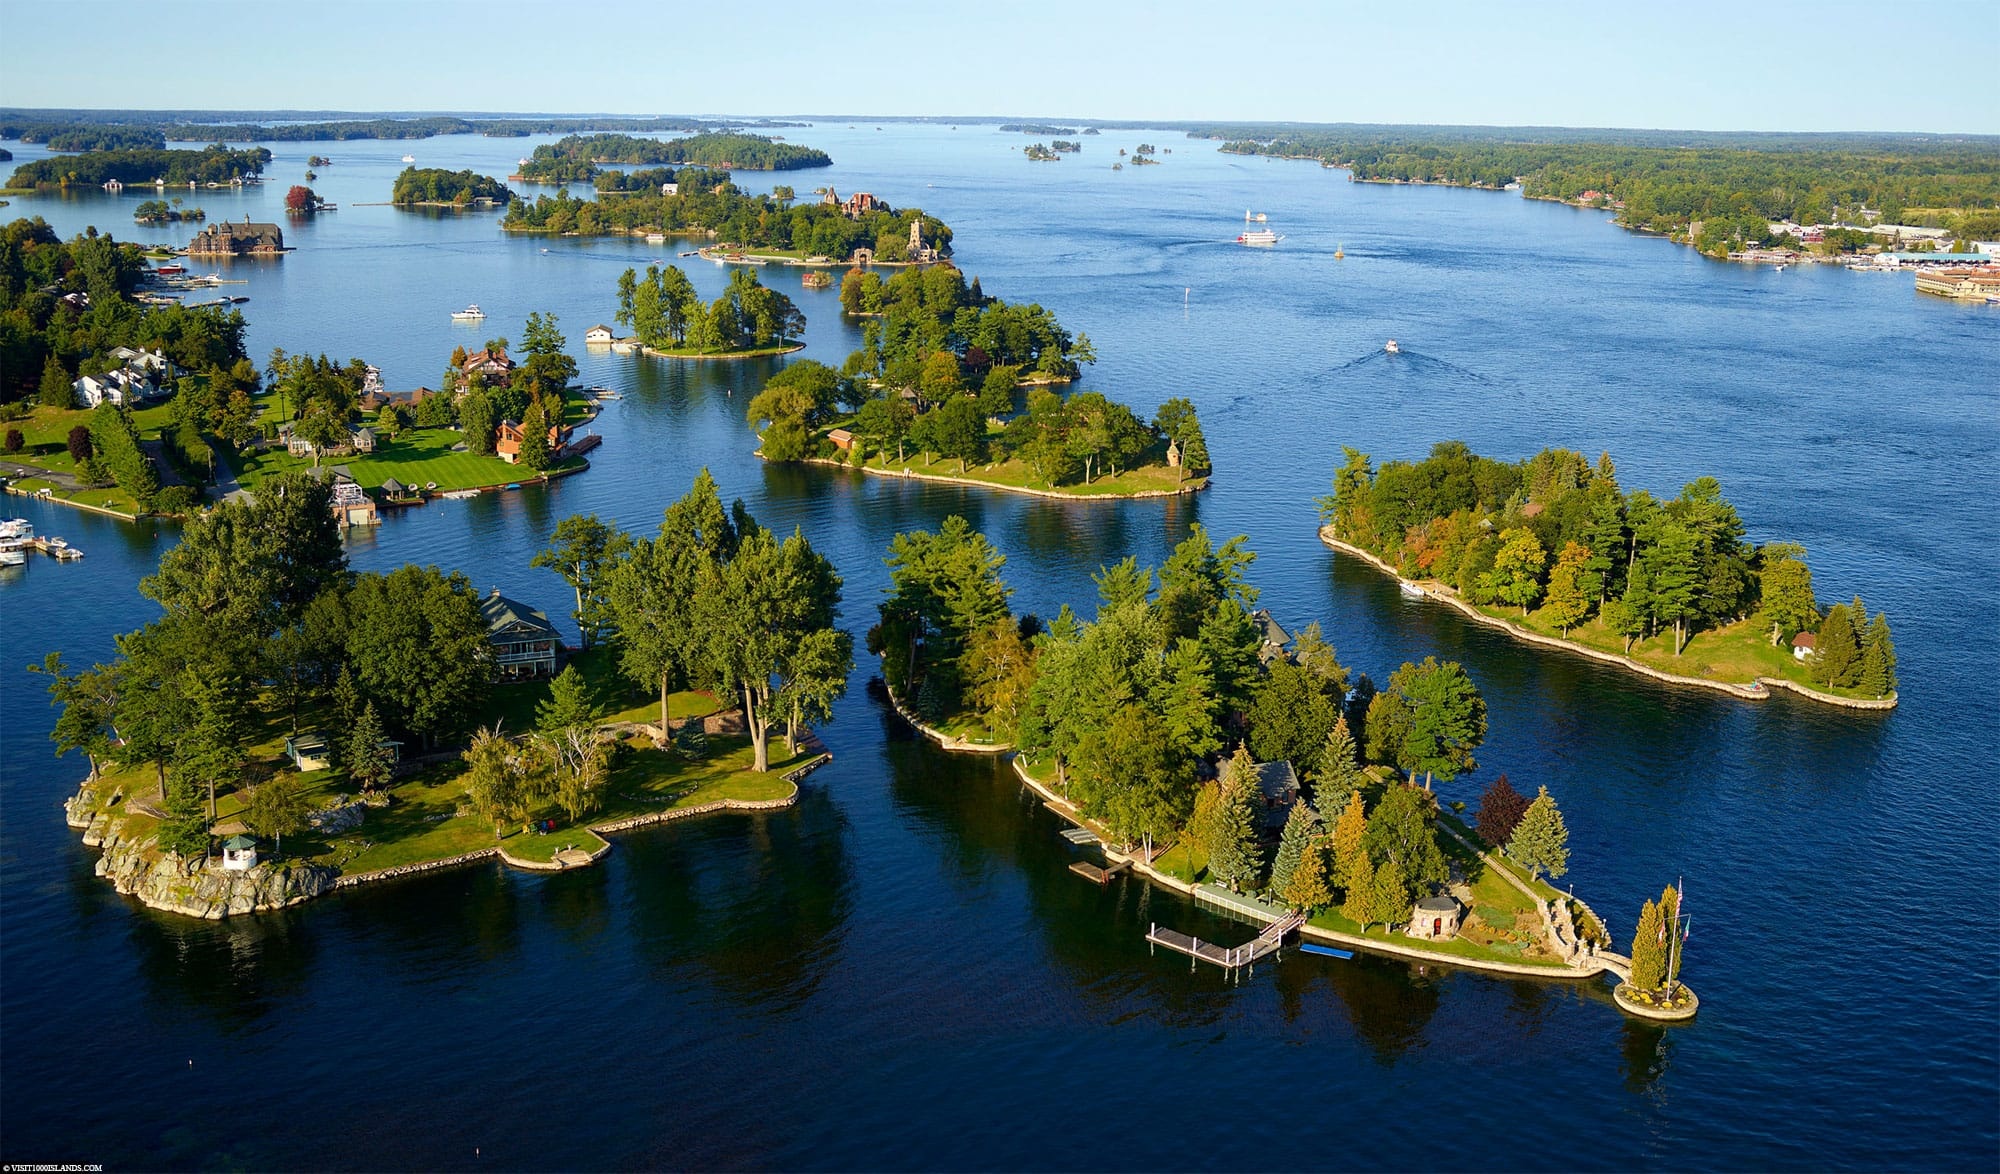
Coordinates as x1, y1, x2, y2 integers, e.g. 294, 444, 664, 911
1236, 228, 1282, 247
0, 518, 32, 540
451, 304, 486, 321
401, 154, 415, 163
1299, 944, 1354, 960
0, 548, 25, 567
1245, 210, 1268, 223
645, 233, 666, 244
1384, 339, 1401, 354
504, 483, 521, 491
1399, 580, 1425, 598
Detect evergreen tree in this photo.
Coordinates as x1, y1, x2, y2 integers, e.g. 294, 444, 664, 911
1543, 541, 1593, 635
39, 354, 74, 408
518, 399, 552, 471
345, 701, 396, 791
1332, 792, 1368, 879
1506, 784, 1570, 880
1658, 883, 1685, 988
1628, 897, 1666, 990
1312, 715, 1365, 812
1269, 801, 1322, 903
1859, 612, 1897, 696
1812, 601, 1860, 687
1284, 837, 1335, 912
155, 776, 211, 860
1368, 858, 1410, 930
1582, 492, 1626, 602
1205, 747, 1265, 892
1362, 784, 1449, 898
1341, 852, 1377, 926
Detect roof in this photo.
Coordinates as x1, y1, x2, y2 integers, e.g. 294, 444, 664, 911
1252, 608, 1291, 648
480, 588, 558, 638
1252, 760, 1299, 804
380, 477, 409, 494
1415, 895, 1459, 913
1521, 501, 1546, 517
586, 323, 613, 334
1792, 631, 1818, 648
288, 732, 328, 752
223, 834, 258, 850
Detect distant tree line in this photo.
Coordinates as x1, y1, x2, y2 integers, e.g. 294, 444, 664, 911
1213, 129, 2000, 242
0, 113, 801, 145
518, 133, 831, 184
390, 166, 513, 206
6, 144, 272, 189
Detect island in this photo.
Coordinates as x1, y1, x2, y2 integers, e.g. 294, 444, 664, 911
516, 132, 831, 184
1024, 143, 1060, 162
1317, 442, 1898, 708
747, 264, 1207, 499
133, 198, 204, 223
609, 264, 805, 358
4, 143, 271, 190
390, 166, 513, 208
0, 112, 803, 146
1210, 125, 2000, 261
48, 471, 848, 918
867, 514, 1689, 1012
502, 175, 953, 265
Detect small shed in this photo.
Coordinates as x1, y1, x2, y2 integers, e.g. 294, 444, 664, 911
1407, 894, 1462, 941
286, 733, 331, 771
221, 834, 259, 871
1791, 631, 1818, 661
827, 428, 855, 452
379, 476, 413, 501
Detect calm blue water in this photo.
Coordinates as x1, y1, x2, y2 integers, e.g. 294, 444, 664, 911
2, 125, 1996, 1170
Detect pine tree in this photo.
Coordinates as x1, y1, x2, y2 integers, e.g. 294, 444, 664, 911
1205, 748, 1265, 892
1628, 897, 1666, 990
346, 701, 396, 791
1269, 801, 1322, 903
1332, 791, 1368, 879
1341, 853, 1377, 926
1859, 612, 1896, 697
1284, 837, 1335, 912
1656, 883, 1684, 989
39, 354, 74, 409
1368, 858, 1409, 929
1506, 784, 1570, 880
518, 399, 552, 471
1543, 541, 1593, 635
1313, 716, 1365, 813
1812, 602, 1860, 687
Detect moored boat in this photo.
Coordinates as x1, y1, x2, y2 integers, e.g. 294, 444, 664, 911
451, 303, 486, 321
1399, 580, 1425, 598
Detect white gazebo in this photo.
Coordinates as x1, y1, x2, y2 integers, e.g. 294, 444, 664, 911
221, 834, 260, 872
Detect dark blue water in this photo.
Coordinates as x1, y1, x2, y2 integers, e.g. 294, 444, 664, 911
2, 126, 1995, 1170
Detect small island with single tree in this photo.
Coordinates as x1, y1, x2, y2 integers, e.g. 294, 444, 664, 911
1317, 442, 1897, 708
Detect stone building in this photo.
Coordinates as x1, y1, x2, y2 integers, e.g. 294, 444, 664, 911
187, 218, 285, 256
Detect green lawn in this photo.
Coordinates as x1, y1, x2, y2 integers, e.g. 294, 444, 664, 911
484, 647, 720, 733
1304, 906, 1570, 968
227, 425, 571, 494
2, 403, 181, 515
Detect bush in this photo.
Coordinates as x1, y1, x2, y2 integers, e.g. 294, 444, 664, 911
153, 485, 201, 515
0, 402, 27, 424
3, 428, 21, 453
672, 723, 708, 761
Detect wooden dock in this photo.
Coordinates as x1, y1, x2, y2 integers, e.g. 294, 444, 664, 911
1147, 910, 1307, 972
1069, 859, 1130, 885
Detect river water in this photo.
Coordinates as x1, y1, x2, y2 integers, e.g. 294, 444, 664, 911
2, 125, 1995, 1170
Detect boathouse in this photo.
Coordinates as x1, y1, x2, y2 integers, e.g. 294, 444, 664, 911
221, 835, 259, 871
480, 588, 560, 679
1407, 894, 1462, 941
584, 324, 615, 345
187, 218, 285, 256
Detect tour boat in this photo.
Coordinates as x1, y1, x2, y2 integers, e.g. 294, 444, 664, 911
1385, 339, 1401, 354
1236, 228, 1282, 247
1399, 580, 1426, 599
401, 154, 415, 163
451, 304, 486, 321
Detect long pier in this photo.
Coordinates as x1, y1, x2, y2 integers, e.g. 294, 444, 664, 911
1147, 910, 1307, 973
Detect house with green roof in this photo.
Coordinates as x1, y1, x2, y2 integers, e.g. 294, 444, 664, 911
480, 588, 560, 680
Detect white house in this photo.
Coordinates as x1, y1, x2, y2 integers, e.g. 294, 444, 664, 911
221, 834, 259, 871
1791, 632, 1818, 661
660, 182, 679, 196
72, 373, 129, 408
584, 324, 616, 345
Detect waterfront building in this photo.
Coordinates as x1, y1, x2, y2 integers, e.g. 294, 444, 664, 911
480, 589, 560, 679
584, 324, 615, 345
221, 835, 259, 871
495, 418, 572, 464
1792, 632, 1818, 661
1408, 894, 1463, 941
187, 218, 285, 256
1914, 267, 2000, 300
1252, 760, 1301, 832
459, 347, 517, 384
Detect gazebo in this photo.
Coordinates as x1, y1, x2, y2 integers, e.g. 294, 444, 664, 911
221, 835, 259, 872
1407, 894, 1462, 941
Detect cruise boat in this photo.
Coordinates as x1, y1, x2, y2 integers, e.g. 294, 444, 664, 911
451, 303, 486, 321
1236, 228, 1282, 247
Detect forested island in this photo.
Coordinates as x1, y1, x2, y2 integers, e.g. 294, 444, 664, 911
49, 470, 849, 918
517, 133, 831, 184
133, 199, 204, 223
613, 265, 805, 357
1318, 442, 1897, 705
749, 265, 1203, 497
867, 515, 1677, 995
502, 179, 951, 262
4, 144, 272, 190
390, 166, 513, 207
1211, 125, 2000, 253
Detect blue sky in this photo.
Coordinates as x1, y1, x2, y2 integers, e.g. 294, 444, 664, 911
3, 0, 1996, 133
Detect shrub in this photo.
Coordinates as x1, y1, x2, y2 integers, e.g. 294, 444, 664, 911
3, 428, 21, 453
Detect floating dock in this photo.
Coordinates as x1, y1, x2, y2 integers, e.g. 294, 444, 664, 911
1059, 827, 1100, 846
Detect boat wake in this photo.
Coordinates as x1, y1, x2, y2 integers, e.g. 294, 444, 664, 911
1332, 347, 1494, 383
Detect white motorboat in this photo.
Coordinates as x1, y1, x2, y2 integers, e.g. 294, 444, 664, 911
401, 154, 416, 163
0, 518, 32, 540
451, 303, 486, 321
1399, 580, 1426, 598
1385, 339, 1401, 354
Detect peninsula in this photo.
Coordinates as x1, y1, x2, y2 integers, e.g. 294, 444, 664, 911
1318, 443, 1898, 708
48, 471, 848, 918
869, 515, 1691, 1014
